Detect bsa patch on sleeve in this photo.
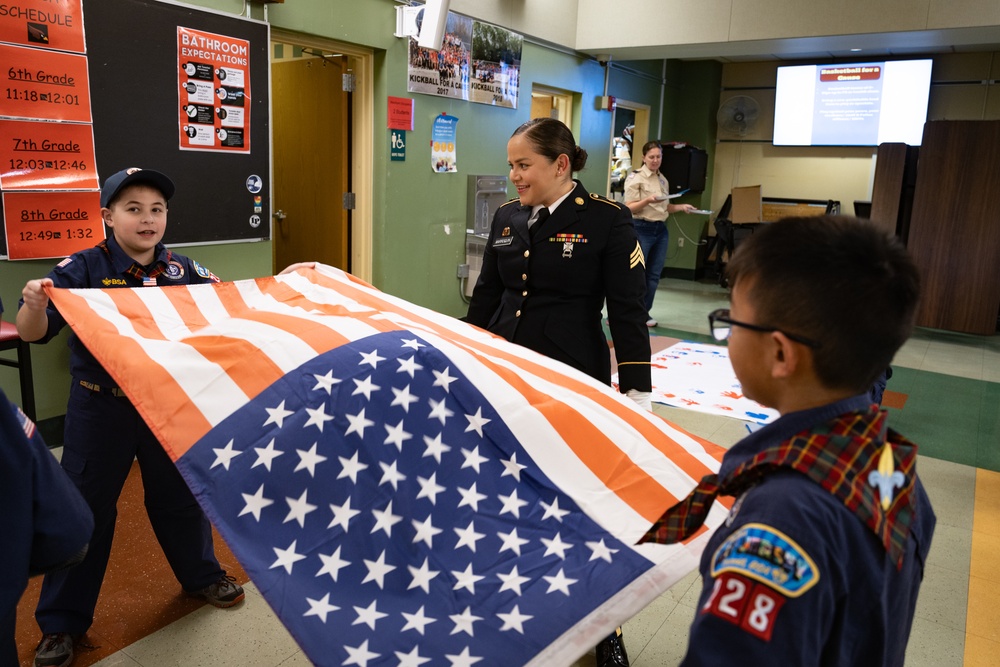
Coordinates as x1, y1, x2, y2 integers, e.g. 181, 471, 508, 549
193, 260, 220, 282
709, 522, 819, 598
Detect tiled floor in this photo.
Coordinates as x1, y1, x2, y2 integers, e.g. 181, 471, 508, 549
13, 278, 1000, 666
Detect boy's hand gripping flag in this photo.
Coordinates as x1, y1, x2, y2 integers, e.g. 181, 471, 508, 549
47, 264, 728, 667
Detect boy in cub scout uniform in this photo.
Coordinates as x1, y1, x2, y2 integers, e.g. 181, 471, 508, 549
18, 168, 243, 667
640, 216, 935, 667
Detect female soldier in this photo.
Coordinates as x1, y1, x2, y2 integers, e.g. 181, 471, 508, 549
466, 117, 650, 667
623, 141, 695, 327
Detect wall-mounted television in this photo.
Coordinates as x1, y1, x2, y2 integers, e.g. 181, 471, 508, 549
773, 59, 933, 147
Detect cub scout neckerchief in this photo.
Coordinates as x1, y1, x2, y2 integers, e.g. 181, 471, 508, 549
639, 408, 919, 568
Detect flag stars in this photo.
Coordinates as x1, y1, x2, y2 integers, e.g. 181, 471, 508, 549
541, 497, 571, 522
411, 515, 442, 548
383, 419, 412, 451
500, 452, 527, 482
497, 527, 529, 557
251, 438, 284, 471
343, 639, 380, 667
391, 384, 420, 413
456, 482, 487, 512
445, 646, 483, 667
283, 489, 318, 528
304, 404, 334, 432
428, 397, 454, 425
394, 646, 432, 667
497, 565, 530, 596
338, 451, 369, 484
311, 369, 341, 395
401, 605, 437, 635
400, 337, 425, 351
370, 499, 404, 537
543, 568, 578, 595
210, 439, 242, 470
362, 550, 396, 589
378, 459, 407, 490
270, 539, 306, 574
315, 546, 351, 582
345, 407, 376, 438
407, 557, 441, 594
498, 488, 529, 518
352, 599, 389, 631
359, 349, 386, 369
303, 593, 339, 623
351, 375, 381, 401
448, 607, 483, 637
463, 407, 491, 437
460, 446, 489, 473
397, 355, 423, 378
328, 496, 361, 532
497, 605, 533, 634
422, 433, 452, 463
587, 538, 620, 563
263, 400, 294, 428
238, 484, 274, 521
451, 563, 485, 594
453, 521, 486, 553
432, 366, 458, 392
294, 443, 327, 477
542, 532, 574, 560
416, 472, 446, 505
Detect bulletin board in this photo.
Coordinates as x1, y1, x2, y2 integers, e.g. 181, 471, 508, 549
0, 0, 271, 259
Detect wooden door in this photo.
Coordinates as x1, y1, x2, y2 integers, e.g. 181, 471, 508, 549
271, 56, 349, 271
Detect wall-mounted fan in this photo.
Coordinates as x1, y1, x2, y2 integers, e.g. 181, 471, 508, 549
717, 95, 760, 136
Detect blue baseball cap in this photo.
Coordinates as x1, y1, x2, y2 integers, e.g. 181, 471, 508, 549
100, 168, 175, 208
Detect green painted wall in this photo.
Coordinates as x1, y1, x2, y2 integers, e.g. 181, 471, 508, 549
0, 0, 667, 423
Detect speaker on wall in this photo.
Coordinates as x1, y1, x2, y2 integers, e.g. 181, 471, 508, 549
417, 0, 451, 51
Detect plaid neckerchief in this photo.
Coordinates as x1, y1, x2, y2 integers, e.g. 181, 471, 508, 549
99, 239, 171, 283
639, 408, 919, 568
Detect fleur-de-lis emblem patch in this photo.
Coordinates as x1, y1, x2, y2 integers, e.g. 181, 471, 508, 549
868, 444, 905, 510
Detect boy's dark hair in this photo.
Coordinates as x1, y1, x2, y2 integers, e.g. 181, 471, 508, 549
511, 118, 588, 172
725, 215, 920, 394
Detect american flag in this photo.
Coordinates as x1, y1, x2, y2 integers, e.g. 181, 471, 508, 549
47, 265, 728, 666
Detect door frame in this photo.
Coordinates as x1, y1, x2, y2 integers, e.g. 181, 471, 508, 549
270, 29, 374, 283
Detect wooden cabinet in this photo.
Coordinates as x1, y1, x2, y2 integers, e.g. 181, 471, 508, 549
907, 121, 1000, 335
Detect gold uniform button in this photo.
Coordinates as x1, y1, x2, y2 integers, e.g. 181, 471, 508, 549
521, 273, 527, 280
522, 290, 528, 297
524, 250, 530, 258
515, 310, 522, 317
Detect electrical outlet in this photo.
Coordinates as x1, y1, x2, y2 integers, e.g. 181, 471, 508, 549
457, 264, 470, 278
677, 238, 685, 248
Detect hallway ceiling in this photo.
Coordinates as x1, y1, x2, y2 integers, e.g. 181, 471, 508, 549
580, 25, 1000, 63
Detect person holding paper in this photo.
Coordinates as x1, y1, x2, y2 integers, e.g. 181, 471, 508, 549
624, 141, 695, 327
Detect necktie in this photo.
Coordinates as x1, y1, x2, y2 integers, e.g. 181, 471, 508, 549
529, 206, 549, 239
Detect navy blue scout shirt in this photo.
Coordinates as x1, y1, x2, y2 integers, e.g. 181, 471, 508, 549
0, 387, 92, 666
27, 234, 220, 388
682, 395, 936, 667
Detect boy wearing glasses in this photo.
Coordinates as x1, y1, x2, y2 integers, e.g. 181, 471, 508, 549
641, 216, 935, 666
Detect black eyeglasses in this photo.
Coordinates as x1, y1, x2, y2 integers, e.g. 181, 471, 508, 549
708, 309, 821, 348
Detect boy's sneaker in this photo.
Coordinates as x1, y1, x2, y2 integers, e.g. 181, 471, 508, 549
34, 632, 75, 667
187, 574, 245, 608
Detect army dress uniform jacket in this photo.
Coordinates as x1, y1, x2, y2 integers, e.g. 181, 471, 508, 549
466, 180, 651, 393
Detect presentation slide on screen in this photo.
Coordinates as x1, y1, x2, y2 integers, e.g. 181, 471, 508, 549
773, 60, 932, 146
